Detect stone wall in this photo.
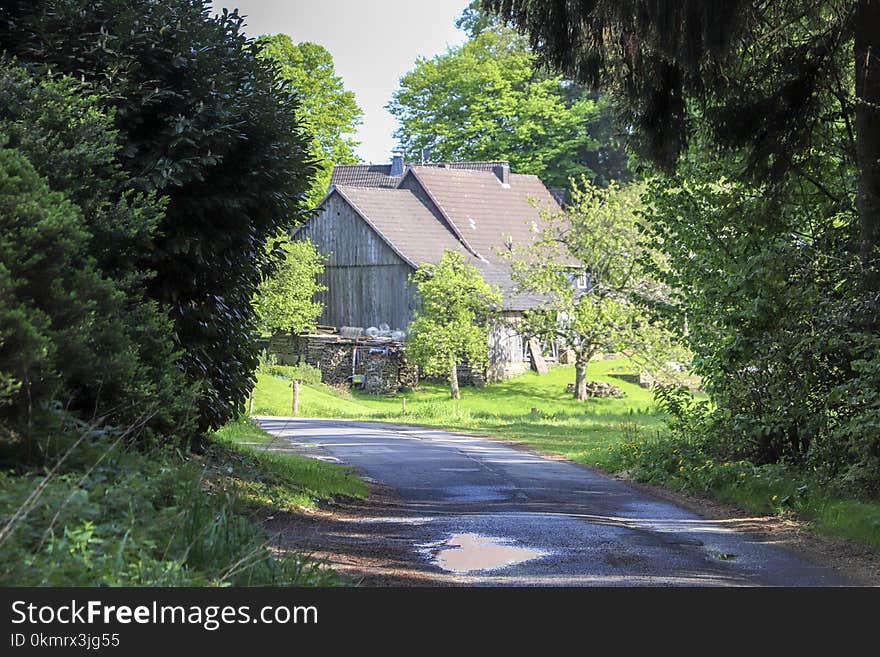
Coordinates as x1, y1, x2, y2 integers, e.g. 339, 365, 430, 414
269, 333, 417, 395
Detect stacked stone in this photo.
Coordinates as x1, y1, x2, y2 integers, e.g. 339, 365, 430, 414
565, 381, 625, 398
269, 333, 417, 395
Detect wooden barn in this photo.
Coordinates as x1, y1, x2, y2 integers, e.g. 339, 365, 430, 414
293, 157, 563, 381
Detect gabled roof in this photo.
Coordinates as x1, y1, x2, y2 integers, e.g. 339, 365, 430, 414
330, 161, 511, 189
402, 166, 561, 265
333, 186, 473, 268
330, 164, 402, 188
308, 162, 569, 311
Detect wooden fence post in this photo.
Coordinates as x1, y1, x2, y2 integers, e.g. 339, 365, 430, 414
292, 380, 300, 417
248, 388, 255, 415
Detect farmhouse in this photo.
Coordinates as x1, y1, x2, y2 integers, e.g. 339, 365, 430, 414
293, 156, 564, 381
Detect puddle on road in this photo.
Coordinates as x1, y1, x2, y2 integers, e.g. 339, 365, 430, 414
353, 516, 435, 525
429, 534, 547, 573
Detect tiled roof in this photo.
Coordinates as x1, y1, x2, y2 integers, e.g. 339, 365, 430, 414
403, 166, 561, 265
330, 164, 401, 188
334, 186, 472, 267
318, 162, 570, 311
330, 161, 511, 188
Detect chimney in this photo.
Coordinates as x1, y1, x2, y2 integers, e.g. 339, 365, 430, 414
390, 152, 405, 176
493, 162, 510, 186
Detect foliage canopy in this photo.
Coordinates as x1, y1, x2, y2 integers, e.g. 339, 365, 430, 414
508, 180, 684, 400
254, 240, 326, 337
407, 251, 501, 399
388, 21, 628, 187
0, 0, 318, 429
257, 35, 363, 206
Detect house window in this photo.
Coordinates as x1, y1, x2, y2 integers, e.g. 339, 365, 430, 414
576, 271, 589, 289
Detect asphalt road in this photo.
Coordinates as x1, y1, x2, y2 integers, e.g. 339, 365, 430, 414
257, 416, 846, 586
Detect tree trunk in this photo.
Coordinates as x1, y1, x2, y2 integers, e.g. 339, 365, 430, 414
856, 0, 880, 292
450, 360, 460, 400
574, 356, 588, 401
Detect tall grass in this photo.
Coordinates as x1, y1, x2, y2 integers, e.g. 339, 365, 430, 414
0, 413, 343, 586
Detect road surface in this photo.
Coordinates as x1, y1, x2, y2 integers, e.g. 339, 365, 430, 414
256, 416, 845, 586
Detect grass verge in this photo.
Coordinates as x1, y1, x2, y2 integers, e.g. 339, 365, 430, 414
209, 418, 368, 511
0, 415, 367, 586
253, 358, 664, 466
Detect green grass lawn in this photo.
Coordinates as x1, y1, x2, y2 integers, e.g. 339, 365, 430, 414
253, 358, 662, 469
211, 418, 368, 510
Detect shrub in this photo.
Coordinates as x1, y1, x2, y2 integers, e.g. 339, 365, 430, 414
0, 62, 193, 447
0, 1, 318, 430
0, 146, 169, 447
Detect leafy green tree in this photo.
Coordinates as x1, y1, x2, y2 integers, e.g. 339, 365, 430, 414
0, 1, 318, 430
388, 24, 628, 187
641, 148, 877, 470
407, 251, 501, 399
488, 0, 880, 484
257, 35, 363, 205
254, 239, 326, 336
508, 180, 684, 400
0, 63, 191, 444
0, 145, 189, 446
456, 0, 504, 38
486, 0, 879, 292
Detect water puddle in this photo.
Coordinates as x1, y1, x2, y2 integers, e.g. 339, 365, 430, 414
428, 533, 547, 573
353, 516, 435, 525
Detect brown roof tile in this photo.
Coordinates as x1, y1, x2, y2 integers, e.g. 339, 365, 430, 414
330, 161, 512, 189
330, 165, 401, 188
320, 163, 571, 311
334, 186, 472, 267
404, 166, 561, 266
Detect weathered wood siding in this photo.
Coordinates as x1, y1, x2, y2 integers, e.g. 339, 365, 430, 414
487, 312, 529, 381
295, 193, 417, 330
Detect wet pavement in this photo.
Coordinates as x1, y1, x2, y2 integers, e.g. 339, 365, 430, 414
256, 416, 847, 586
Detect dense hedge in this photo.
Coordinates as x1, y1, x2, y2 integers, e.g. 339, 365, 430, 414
1, 0, 316, 431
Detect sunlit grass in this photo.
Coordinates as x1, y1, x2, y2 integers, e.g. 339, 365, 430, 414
253, 358, 665, 467
211, 418, 368, 510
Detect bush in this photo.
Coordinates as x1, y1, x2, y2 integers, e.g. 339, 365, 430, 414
266, 364, 323, 385
0, 62, 193, 447
642, 157, 880, 494
0, 1, 318, 430
0, 146, 165, 445
256, 351, 322, 384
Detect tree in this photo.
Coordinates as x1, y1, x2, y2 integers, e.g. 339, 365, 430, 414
456, 0, 504, 38
253, 240, 325, 336
508, 179, 684, 401
388, 24, 628, 188
0, 62, 191, 444
640, 143, 875, 467
485, 0, 880, 291
257, 35, 363, 206
0, 1, 318, 430
0, 144, 188, 444
407, 251, 501, 399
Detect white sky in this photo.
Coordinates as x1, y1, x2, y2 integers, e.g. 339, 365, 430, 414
209, 0, 471, 163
